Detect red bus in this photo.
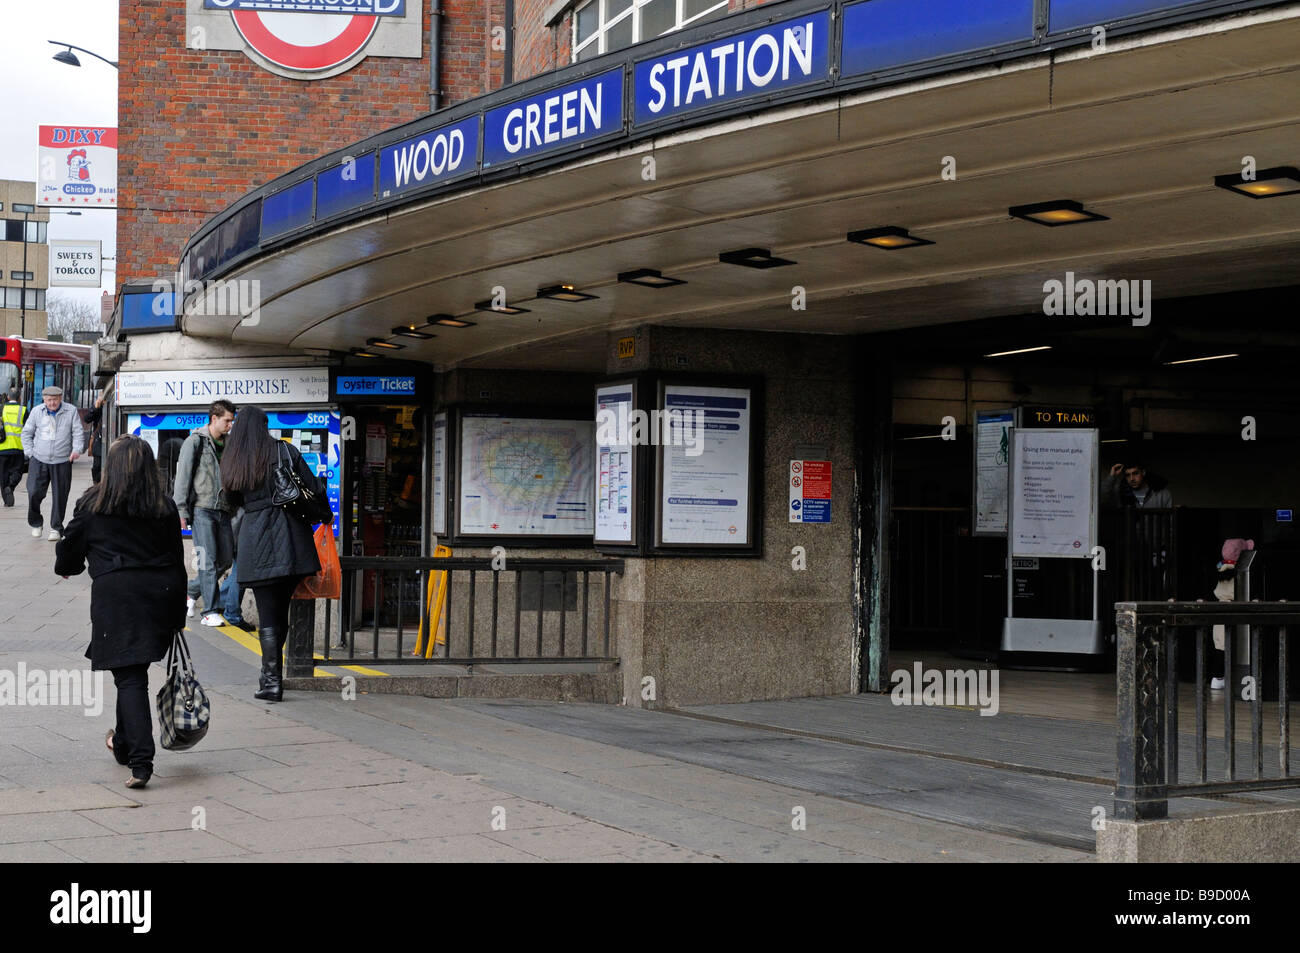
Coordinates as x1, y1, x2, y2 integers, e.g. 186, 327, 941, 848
0, 336, 95, 414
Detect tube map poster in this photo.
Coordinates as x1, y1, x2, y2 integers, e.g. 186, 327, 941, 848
458, 414, 594, 536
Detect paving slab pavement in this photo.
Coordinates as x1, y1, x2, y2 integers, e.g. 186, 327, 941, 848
0, 462, 1088, 862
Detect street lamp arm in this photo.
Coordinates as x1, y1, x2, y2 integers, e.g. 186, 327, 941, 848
47, 40, 119, 69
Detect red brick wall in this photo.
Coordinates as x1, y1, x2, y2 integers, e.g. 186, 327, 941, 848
119, 0, 504, 288
514, 0, 569, 80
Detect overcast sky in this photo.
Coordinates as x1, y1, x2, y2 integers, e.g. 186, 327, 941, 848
0, 0, 119, 310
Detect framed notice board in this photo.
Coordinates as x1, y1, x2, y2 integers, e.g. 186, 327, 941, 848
594, 377, 649, 552
652, 376, 762, 556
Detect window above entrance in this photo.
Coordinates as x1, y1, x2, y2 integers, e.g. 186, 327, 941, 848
573, 0, 728, 62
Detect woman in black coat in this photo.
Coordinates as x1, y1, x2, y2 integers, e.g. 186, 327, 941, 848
220, 405, 322, 703
55, 435, 187, 788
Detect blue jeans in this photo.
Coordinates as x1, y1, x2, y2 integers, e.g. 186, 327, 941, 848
186, 508, 233, 614
219, 555, 248, 623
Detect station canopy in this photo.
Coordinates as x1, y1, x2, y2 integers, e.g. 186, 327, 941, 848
178, 3, 1300, 372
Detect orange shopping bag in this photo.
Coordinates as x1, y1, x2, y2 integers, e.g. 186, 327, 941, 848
293, 523, 342, 600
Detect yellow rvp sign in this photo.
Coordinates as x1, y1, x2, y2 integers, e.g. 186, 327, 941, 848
617, 336, 635, 359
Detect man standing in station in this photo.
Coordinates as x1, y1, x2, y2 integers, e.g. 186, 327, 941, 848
0, 393, 26, 506
174, 400, 237, 626
1101, 461, 1174, 508
20, 385, 85, 540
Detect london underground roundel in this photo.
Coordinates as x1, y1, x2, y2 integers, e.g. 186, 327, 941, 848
230, 10, 379, 74
197, 1, 416, 78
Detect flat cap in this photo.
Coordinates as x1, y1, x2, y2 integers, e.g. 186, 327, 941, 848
42, 386, 63, 397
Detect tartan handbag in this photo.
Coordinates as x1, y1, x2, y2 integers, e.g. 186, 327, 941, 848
156, 631, 211, 751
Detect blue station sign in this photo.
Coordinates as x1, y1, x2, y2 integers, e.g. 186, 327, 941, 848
380, 116, 480, 197
633, 10, 832, 126
482, 69, 624, 167
185, 0, 1266, 282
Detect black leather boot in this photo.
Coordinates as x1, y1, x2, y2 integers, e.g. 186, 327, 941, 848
254, 628, 283, 702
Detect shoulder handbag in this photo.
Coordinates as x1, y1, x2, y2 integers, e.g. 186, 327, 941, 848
270, 441, 333, 525
156, 631, 210, 751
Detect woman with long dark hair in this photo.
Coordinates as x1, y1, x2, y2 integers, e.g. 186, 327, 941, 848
56, 435, 188, 788
219, 405, 322, 703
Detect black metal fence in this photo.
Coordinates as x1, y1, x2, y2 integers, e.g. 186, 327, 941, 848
1103, 509, 1178, 602
891, 507, 964, 636
1115, 601, 1297, 820
288, 556, 624, 672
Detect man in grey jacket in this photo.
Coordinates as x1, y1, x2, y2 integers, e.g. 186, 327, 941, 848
1100, 461, 1174, 509
21, 386, 85, 541
173, 399, 236, 626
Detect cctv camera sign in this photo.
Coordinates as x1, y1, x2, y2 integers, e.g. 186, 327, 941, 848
189, 0, 422, 79
37, 127, 118, 207
49, 241, 103, 288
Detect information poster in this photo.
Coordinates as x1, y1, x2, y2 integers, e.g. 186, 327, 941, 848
1009, 428, 1097, 558
457, 414, 595, 537
595, 382, 636, 545
658, 384, 752, 546
432, 412, 447, 536
974, 409, 1015, 536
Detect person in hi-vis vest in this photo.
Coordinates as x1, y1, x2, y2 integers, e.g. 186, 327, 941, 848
0, 393, 26, 508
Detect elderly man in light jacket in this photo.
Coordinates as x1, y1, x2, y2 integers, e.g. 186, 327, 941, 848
21, 385, 85, 541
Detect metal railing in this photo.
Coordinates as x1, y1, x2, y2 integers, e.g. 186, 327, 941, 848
1115, 601, 1297, 820
1099, 508, 1179, 603
292, 556, 623, 670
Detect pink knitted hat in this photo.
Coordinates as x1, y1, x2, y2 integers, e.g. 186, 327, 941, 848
1221, 538, 1255, 564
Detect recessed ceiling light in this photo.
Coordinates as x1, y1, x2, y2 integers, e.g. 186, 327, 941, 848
847, 226, 934, 250
1214, 166, 1300, 199
474, 300, 531, 314
1008, 200, 1108, 226
719, 247, 796, 269
432, 316, 476, 328
367, 338, 405, 350
1164, 353, 1239, 365
392, 325, 435, 339
984, 346, 1052, 357
618, 268, 687, 287
351, 349, 381, 359
537, 284, 598, 302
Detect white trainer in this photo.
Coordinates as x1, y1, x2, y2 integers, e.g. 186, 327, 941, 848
47, 530, 61, 542
1210, 676, 1225, 691
31, 527, 41, 538
200, 612, 226, 627
186, 597, 196, 618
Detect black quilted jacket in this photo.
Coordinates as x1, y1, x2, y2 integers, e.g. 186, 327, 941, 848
55, 496, 188, 670
224, 441, 322, 587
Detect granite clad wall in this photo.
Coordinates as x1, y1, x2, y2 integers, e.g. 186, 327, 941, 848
607, 326, 856, 707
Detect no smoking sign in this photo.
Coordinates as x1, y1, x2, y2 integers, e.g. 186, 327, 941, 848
789, 459, 831, 523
